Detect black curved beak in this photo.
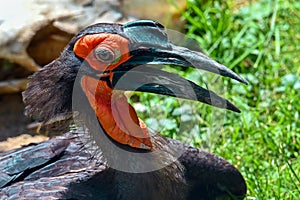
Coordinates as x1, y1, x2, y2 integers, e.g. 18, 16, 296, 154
109, 20, 247, 112
122, 45, 247, 85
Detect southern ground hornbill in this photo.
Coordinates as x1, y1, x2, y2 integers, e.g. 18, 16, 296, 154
0, 20, 247, 199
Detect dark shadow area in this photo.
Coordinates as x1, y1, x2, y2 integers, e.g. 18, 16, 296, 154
0, 94, 32, 141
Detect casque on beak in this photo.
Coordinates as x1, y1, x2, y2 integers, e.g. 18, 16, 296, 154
103, 20, 247, 113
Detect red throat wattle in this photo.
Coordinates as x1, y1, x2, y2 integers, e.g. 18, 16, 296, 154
81, 76, 152, 150
74, 33, 152, 150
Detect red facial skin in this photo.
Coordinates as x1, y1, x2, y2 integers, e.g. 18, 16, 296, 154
74, 33, 131, 71
74, 33, 152, 150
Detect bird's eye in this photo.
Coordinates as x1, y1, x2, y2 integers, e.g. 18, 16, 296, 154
94, 47, 115, 63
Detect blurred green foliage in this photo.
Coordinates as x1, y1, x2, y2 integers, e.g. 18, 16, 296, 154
131, 0, 299, 199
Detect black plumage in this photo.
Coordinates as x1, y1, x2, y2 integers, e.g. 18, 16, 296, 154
0, 20, 247, 200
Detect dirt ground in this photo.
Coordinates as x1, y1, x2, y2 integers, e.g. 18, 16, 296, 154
0, 134, 48, 151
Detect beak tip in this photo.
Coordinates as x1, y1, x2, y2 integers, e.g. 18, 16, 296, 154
231, 107, 241, 113
238, 77, 248, 85
226, 71, 248, 85
227, 103, 241, 113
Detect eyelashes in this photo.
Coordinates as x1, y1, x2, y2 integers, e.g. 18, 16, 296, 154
94, 46, 121, 64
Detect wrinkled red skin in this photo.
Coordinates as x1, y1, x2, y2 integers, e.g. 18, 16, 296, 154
74, 34, 152, 150
74, 33, 131, 71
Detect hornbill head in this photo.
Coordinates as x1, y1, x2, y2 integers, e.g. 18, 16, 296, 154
23, 20, 247, 150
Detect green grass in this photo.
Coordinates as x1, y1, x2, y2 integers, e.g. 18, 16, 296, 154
131, 0, 300, 199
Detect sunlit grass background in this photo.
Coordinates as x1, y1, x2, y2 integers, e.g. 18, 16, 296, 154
131, 0, 300, 199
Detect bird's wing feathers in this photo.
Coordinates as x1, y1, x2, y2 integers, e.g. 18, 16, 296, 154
1, 132, 245, 199
0, 136, 69, 188
169, 138, 247, 199
0, 132, 109, 199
